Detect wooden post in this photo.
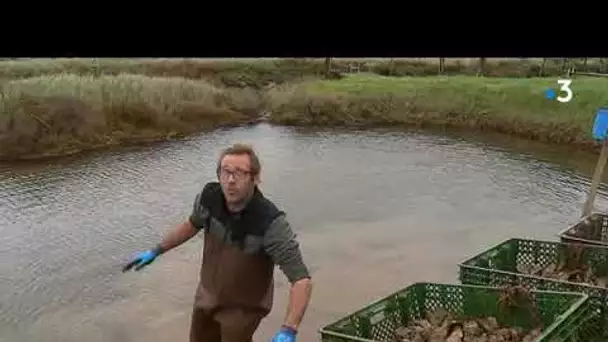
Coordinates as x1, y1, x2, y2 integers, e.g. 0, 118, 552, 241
324, 57, 332, 79
582, 139, 608, 217
477, 57, 486, 76
439, 58, 445, 75
583, 57, 588, 72
539, 58, 547, 76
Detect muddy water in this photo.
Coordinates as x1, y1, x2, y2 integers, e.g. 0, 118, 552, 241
1, 123, 607, 342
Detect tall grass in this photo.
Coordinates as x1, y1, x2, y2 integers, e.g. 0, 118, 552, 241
0, 59, 326, 87
0, 74, 261, 159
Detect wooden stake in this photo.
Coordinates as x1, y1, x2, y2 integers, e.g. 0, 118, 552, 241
324, 57, 332, 79
582, 139, 608, 217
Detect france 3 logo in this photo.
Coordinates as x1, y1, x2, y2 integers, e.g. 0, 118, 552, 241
545, 79, 573, 103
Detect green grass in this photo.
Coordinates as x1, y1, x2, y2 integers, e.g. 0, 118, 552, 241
311, 74, 605, 125
266, 74, 608, 147
0, 57, 596, 85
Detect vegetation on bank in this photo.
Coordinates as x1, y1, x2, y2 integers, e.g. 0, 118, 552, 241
267, 74, 608, 148
0, 74, 261, 159
1, 58, 608, 161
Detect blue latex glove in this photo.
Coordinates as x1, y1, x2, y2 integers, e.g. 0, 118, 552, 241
122, 247, 161, 272
271, 327, 296, 342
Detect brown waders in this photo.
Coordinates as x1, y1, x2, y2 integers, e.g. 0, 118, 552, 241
189, 307, 266, 342
187, 182, 287, 342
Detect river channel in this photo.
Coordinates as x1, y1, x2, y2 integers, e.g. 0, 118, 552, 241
1, 123, 607, 342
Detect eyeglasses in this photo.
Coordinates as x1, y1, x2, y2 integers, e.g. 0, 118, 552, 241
219, 168, 251, 180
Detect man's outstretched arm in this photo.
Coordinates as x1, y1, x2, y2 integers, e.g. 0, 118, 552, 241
263, 215, 313, 332
160, 191, 210, 253
123, 192, 209, 272
284, 276, 313, 330
157, 219, 199, 253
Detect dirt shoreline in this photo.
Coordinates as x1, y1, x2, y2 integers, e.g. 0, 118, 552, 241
0, 119, 262, 162
1, 120, 600, 163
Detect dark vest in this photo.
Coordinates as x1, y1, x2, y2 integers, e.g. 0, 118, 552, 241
194, 182, 283, 313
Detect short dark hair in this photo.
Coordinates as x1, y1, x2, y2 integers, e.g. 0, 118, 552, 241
216, 143, 261, 177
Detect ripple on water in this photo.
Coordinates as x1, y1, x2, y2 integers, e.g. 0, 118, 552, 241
0, 124, 605, 341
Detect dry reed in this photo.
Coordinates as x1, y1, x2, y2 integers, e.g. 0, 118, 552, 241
0, 74, 261, 159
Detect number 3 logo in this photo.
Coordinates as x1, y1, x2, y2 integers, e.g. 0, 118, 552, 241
556, 79, 573, 103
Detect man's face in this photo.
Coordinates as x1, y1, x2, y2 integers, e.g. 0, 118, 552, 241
218, 153, 259, 206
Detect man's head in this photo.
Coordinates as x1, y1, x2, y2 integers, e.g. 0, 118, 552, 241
216, 143, 261, 208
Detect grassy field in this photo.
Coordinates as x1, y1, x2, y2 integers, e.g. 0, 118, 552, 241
266, 74, 607, 148
1, 58, 608, 161
0, 58, 597, 85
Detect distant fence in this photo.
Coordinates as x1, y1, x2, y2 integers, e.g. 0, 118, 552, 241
571, 71, 608, 78
323, 57, 608, 78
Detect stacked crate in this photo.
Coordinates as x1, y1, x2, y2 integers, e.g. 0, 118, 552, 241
317, 214, 608, 342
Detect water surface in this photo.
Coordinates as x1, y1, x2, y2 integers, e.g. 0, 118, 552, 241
1, 123, 606, 342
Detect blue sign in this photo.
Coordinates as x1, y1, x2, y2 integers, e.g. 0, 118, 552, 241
593, 108, 608, 141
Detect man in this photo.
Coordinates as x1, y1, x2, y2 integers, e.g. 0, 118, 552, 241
122, 143, 313, 342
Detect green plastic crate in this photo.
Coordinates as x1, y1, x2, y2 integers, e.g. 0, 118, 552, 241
459, 237, 608, 339
558, 212, 608, 247
319, 282, 591, 342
